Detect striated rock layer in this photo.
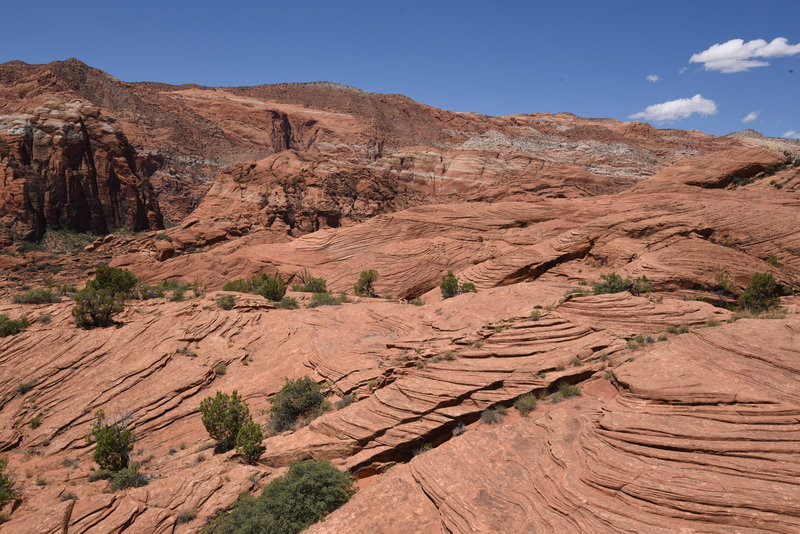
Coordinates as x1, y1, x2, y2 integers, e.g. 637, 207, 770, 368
0, 101, 163, 245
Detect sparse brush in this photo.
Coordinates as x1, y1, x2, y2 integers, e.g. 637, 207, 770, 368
479, 405, 507, 425
514, 394, 537, 416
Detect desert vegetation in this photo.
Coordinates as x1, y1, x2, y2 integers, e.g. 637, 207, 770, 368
353, 269, 378, 297
203, 460, 353, 534
269, 377, 329, 432
223, 273, 287, 301
440, 270, 477, 299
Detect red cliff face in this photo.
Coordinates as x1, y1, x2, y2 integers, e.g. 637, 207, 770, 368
0, 102, 162, 245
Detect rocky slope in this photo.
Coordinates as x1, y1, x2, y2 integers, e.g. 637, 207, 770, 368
1, 144, 799, 533
0, 58, 751, 234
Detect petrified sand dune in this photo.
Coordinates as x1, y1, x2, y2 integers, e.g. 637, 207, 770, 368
2, 61, 800, 533
310, 318, 800, 534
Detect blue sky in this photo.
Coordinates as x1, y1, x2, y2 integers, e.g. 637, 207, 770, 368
1, 0, 798, 138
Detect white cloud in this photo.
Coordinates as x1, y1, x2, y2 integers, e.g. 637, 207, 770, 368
629, 94, 718, 122
741, 111, 759, 124
678, 67, 688, 74
646, 74, 660, 83
782, 130, 800, 140
690, 37, 800, 73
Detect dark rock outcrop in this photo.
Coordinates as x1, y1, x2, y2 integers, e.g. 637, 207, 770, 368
0, 101, 162, 245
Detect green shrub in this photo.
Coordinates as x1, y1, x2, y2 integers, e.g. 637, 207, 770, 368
88, 265, 138, 296
514, 394, 537, 416
72, 288, 123, 328
440, 270, 477, 299
307, 292, 349, 308
222, 279, 250, 292
253, 273, 287, 301
203, 460, 353, 534
223, 273, 287, 301
353, 269, 378, 297
87, 411, 134, 472
766, 255, 780, 267
293, 276, 327, 293
738, 273, 783, 313
199, 391, 252, 452
276, 297, 299, 309
235, 422, 264, 464
38, 314, 52, 325
409, 298, 424, 306
0, 459, 15, 508
176, 509, 198, 524
29, 415, 42, 429
335, 395, 355, 409
592, 273, 633, 294
269, 377, 327, 432
16, 380, 36, 395
60, 492, 78, 502
552, 382, 581, 403
109, 464, 148, 491
12, 288, 58, 304
216, 295, 236, 310
479, 405, 507, 425
0, 314, 30, 337
88, 469, 113, 482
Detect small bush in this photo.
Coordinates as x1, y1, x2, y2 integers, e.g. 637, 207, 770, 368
554, 383, 581, 401
270, 377, 327, 432
199, 391, 252, 452
109, 465, 148, 491
88, 265, 138, 297
87, 411, 135, 472
72, 288, 123, 328
451, 422, 467, 436
353, 269, 378, 297
13, 288, 58, 304
666, 324, 689, 334
592, 273, 633, 295
335, 395, 355, 409
276, 297, 299, 309
16, 380, 36, 395
216, 295, 236, 310
253, 273, 287, 301
766, 255, 780, 267
235, 422, 264, 464
307, 292, 348, 308
293, 276, 327, 293
214, 363, 227, 376
223, 273, 287, 302
38, 314, 52, 325
59, 492, 78, 502
409, 298, 424, 306
0, 459, 15, 508
530, 310, 541, 321
738, 272, 782, 313
413, 443, 432, 456
176, 509, 198, 524
88, 469, 113, 482
514, 394, 537, 416
203, 460, 353, 534
440, 270, 477, 299
29, 415, 42, 429
0, 314, 30, 337
479, 405, 507, 425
